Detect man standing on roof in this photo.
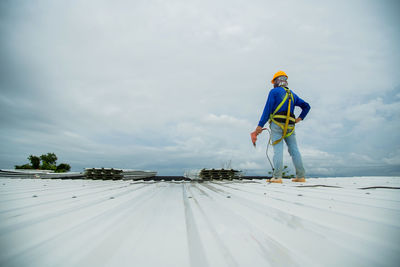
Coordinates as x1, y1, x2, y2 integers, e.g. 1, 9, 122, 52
251, 71, 310, 183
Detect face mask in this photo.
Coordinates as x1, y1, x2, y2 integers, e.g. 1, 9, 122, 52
274, 76, 288, 87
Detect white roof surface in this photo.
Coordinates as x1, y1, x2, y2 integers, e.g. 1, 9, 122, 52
0, 177, 399, 267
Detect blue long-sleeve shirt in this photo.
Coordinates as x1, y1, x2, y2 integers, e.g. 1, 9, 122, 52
258, 87, 310, 127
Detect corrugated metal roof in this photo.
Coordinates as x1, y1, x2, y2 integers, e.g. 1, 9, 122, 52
0, 177, 399, 267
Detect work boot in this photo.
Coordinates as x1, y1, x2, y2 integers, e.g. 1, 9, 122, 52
292, 177, 306, 182
269, 177, 283, 183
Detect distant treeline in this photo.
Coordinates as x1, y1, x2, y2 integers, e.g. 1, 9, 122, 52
15, 153, 71, 173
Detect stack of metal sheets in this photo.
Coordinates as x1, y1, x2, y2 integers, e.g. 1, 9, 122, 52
84, 168, 123, 180
120, 170, 157, 180
84, 168, 157, 180
198, 168, 243, 180
0, 169, 84, 179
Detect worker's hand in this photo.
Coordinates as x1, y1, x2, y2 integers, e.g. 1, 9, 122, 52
251, 126, 266, 147
251, 131, 258, 146
255, 126, 264, 135
295, 118, 302, 124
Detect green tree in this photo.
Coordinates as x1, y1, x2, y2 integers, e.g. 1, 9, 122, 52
40, 153, 57, 165
15, 163, 33, 169
41, 161, 56, 171
28, 155, 40, 169
16, 153, 71, 172
56, 163, 71, 173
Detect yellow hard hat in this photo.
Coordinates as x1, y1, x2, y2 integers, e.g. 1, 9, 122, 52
271, 70, 288, 84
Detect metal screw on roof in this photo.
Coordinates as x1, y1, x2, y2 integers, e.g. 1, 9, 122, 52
32, 195, 38, 198
72, 196, 77, 198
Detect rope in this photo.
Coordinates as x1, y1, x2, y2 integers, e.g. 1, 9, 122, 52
263, 128, 275, 173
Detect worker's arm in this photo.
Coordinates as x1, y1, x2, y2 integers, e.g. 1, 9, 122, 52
293, 93, 310, 120
257, 90, 275, 128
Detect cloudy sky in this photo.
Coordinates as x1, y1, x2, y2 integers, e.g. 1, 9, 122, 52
1, 0, 399, 176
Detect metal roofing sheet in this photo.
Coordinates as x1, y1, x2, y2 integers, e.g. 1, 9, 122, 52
0, 177, 399, 267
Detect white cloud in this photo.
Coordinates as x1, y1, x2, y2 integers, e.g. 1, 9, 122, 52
302, 147, 334, 159
202, 114, 251, 128
383, 150, 400, 166
238, 161, 263, 170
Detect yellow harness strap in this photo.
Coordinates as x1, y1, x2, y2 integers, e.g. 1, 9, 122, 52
270, 87, 295, 145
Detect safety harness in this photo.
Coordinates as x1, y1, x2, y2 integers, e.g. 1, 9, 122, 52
269, 87, 295, 145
